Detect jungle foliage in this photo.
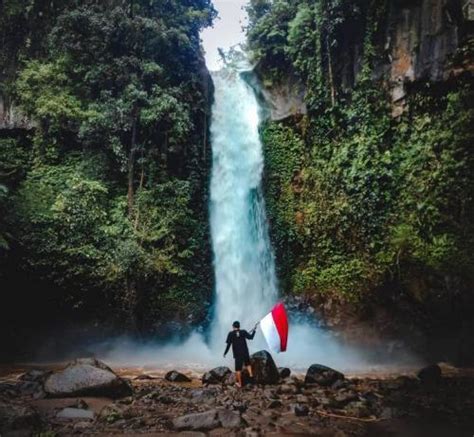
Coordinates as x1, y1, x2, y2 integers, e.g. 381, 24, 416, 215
0, 0, 216, 335
247, 0, 474, 303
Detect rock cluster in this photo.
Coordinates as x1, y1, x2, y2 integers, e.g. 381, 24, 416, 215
1, 355, 472, 436
43, 357, 132, 398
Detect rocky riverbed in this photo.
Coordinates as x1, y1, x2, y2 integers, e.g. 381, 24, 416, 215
1, 354, 473, 436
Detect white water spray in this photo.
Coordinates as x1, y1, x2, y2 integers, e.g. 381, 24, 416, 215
209, 69, 278, 346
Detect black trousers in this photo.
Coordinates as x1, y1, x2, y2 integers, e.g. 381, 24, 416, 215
235, 353, 250, 371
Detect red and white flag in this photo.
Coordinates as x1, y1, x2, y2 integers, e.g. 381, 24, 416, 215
260, 302, 289, 353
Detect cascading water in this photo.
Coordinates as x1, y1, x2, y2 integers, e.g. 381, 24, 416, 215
209, 69, 278, 346
205, 68, 368, 369
99, 64, 373, 371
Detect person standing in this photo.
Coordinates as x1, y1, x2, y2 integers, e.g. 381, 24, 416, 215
224, 320, 258, 388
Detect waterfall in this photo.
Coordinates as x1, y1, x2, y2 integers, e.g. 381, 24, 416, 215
99, 69, 382, 371
209, 69, 278, 345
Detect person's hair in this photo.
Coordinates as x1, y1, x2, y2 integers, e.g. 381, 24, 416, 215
232, 321, 240, 328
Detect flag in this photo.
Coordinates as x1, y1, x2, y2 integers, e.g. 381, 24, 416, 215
260, 302, 288, 353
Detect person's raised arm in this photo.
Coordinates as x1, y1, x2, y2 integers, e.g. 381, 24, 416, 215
245, 328, 256, 340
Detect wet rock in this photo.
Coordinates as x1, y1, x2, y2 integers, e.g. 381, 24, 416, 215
18, 381, 43, 397
268, 399, 282, 409
44, 357, 132, 398
18, 369, 50, 383
134, 374, 155, 380
0, 382, 17, 398
217, 408, 243, 428
211, 366, 232, 380
165, 370, 191, 383
277, 384, 300, 395
331, 379, 347, 390
223, 372, 236, 386
16, 374, 46, 399
250, 350, 279, 385
296, 394, 309, 403
74, 421, 93, 431
173, 408, 242, 431
316, 395, 332, 408
290, 375, 303, 386
294, 404, 309, 417
330, 390, 359, 408
343, 401, 371, 418
202, 367, 232, 384
190, 387, 222, 403
263, 387, 278, 398
386, 375, 415, 390
305, 364, 344, 387
99, 405, 124, 423
278, 367, 291, 379
0, 402, 40, 433
173, 410, 219, 430
243, 427, 260, 437
68, 399, 89, 410
232, 401, 248, 413
417, 364, 442, 384
202, 371, 219, 384
157, 395, 176, 404
56, 407, 94, 420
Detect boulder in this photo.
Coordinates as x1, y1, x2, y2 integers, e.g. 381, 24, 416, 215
44, 358, 132, 398
0, 402, 40, 433
202, 366, 232, 385
294, 404, 309, 417
165, 370, 191, 383
417, 364, 442, 384
17, 370, 49, 399
56, 408, 94, 420
223, 372, 236, 386
250, 350, 279, 385
18, 380, 44, 398
202, 371, 219, 384
278, 367, 291, 379
217, 409, 243, 428
304, 364, 344, 387
0, 382, 17, 398
18, 369, 50, 383
172, 408, 242, 431
211, 366, 232, 380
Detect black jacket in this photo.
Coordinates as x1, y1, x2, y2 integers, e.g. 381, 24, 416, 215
224, 329, 255, 358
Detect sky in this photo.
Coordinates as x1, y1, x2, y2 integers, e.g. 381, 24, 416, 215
200, 0, 249, 71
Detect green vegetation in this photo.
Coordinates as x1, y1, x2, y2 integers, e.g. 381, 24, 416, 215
0, 0, 216, 335
249, 0, 474, 303
1, 0, 472, 346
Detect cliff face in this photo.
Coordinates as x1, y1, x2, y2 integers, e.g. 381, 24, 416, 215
258, 0, 473, 120
252, 0, 474, 364
376, 0, 473, 115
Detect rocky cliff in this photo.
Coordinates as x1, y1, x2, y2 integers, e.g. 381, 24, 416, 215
250, 0, 474, 365
256, 0, 474, 120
